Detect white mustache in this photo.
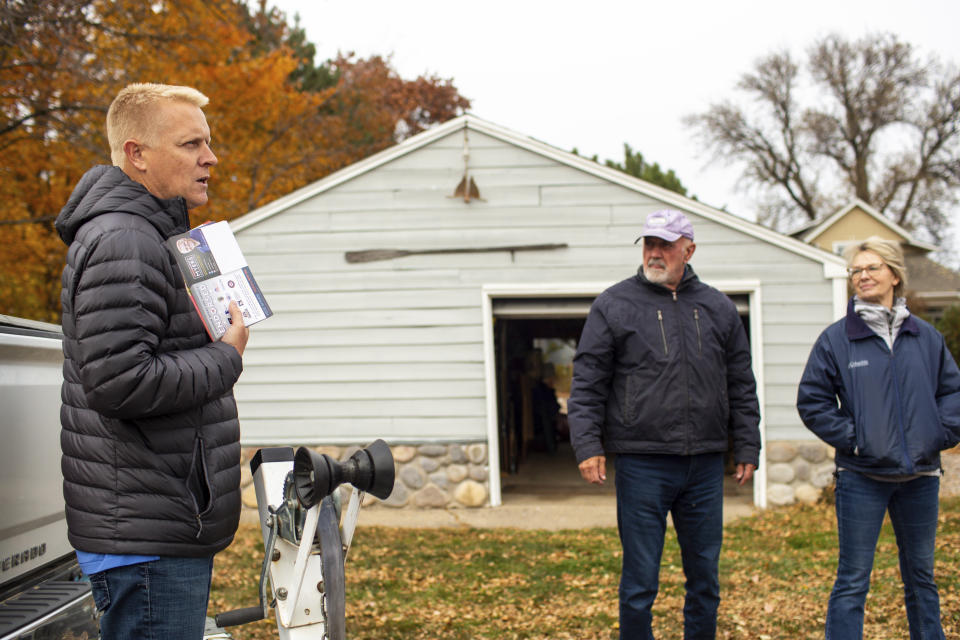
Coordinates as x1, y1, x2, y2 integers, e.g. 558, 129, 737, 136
646, 259, 667, 269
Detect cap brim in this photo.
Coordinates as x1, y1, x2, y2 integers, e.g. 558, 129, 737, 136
634, 229, 683, 244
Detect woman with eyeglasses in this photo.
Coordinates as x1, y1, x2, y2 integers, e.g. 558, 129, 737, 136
797, 236, 960, 639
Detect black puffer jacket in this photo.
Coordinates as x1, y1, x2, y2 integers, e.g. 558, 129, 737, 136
569, 266, 761, 466
56, 165, 244, 557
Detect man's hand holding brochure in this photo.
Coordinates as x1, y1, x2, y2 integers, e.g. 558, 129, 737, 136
167, 220, 272, 340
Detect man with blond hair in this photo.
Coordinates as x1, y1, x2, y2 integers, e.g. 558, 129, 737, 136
55, 83, 249, 639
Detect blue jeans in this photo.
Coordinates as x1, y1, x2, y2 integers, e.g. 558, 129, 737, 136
89, 555, 215, 640
615, 453, 724, 640
826, 471, 944, 640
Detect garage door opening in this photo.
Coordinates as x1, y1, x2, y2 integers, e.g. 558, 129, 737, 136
491, 297, 595, 499
483, 287, 760, 507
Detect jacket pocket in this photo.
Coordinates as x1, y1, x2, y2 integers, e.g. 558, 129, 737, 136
719, 384, 729, 425
693, 308, 702, 356
89, 572, 111, 613
853, 417, 867, 459
186, 436, 214, 518
620, 372, 670, 441
623, 374, 642, 426
656, 310, 669, 355
909, 418, 951, 467
852, 415, 900, 467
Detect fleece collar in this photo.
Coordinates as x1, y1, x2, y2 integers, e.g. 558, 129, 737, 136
845, 296, 918, 341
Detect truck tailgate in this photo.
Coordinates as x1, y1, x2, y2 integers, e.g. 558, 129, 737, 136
0, 319, 73, 589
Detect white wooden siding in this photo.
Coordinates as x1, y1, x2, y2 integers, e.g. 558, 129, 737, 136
233, 124, 838, 449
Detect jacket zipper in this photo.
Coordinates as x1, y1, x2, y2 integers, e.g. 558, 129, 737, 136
673, 291, 692, 454
888, 337, 915, 474
694, 308, 702, 355
657, 310, 668, 355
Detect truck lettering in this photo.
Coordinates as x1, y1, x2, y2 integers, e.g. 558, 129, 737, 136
2, 543, 47, 572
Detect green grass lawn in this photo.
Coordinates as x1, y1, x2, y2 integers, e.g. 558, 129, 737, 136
210, 496, 960, 639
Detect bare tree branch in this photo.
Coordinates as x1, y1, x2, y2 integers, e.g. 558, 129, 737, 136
686, 32, 960, 244
686, 51, 820, 222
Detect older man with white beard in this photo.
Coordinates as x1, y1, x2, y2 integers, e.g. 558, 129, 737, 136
568, 209, 761, 639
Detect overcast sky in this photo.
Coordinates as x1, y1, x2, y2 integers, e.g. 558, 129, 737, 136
269, 0, 960, 251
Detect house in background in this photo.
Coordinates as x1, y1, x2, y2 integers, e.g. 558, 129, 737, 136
228, 114, 849, 510
790, 199, 960, 320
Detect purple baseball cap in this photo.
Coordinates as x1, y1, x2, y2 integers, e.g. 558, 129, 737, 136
635, 209, 695, 243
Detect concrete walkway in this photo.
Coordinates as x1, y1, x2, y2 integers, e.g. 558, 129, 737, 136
357, 491, 757, 530
356, 447, 960, 530
354, 446, 960, 530
357, 446, 759, 530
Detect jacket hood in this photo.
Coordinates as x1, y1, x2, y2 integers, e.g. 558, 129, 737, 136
55, 165, 190, 245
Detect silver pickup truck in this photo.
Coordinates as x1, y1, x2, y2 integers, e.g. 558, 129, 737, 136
0, 315, 97, 639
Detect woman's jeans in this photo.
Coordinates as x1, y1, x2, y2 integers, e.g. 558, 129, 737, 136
615, 452, 724, 640
89, 555, 215, 640
826, 471, 944, 640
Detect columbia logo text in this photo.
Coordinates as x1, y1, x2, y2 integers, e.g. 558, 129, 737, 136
848, 360, 869, 369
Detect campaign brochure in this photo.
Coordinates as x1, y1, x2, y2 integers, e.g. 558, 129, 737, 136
166, 221, 272, 340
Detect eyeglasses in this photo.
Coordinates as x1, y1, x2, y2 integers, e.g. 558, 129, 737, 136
847, 264, 887, 279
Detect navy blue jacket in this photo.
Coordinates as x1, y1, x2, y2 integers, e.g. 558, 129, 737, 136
797, 298, 960, 475
568, 266, 761, 466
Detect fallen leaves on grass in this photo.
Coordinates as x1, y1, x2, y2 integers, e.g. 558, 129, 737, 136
210, 497, 960, 639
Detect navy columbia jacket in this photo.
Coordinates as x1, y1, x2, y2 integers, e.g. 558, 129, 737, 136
797, 298, 960, 476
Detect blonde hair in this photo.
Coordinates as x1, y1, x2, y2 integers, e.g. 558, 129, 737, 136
107, 83, 209, 166
843, 236, 908, 299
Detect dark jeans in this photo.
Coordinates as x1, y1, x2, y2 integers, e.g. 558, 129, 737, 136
826, 471, 944, 640
89, 555, 215, 640
615, 453, 724, 640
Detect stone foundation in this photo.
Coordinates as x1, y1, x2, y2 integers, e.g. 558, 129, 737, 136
765, 440, 836, 506
239, 442, 490, 516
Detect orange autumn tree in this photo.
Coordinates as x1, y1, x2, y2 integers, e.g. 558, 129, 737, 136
0, 1, 103, 320
316, 53, 472, 168
1, 0, 470, 321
